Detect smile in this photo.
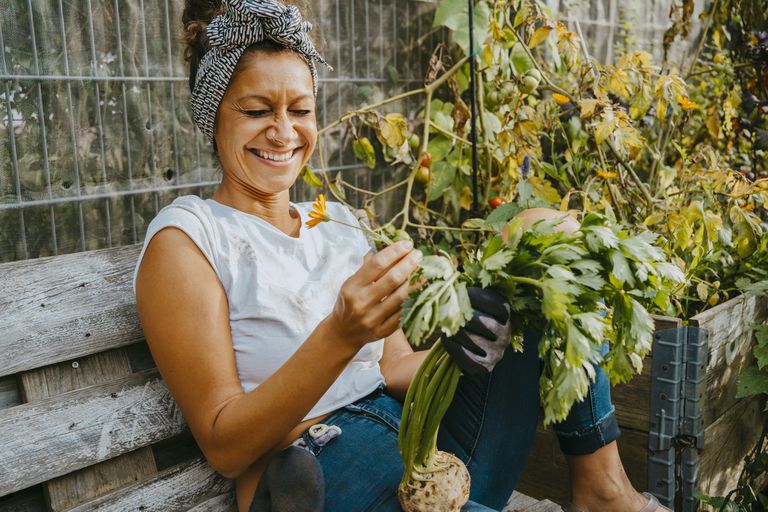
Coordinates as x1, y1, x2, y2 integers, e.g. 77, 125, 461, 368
251, 148, 301, 162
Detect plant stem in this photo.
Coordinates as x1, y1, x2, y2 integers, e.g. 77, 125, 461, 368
605, 140, 654, 206
686, 0, 722, 79
506, 275, 544, 288
405, 221, 488, 233
317, 88, 426, 137
316, 143, 354, 209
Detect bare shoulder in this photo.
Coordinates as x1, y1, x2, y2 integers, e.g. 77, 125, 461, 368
514, 207, 580, 234
135, 227, 242, 448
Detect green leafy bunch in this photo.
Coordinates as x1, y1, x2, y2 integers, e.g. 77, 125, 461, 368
402, 212, 684, 424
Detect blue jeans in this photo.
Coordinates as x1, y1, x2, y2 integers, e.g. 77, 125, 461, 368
251, 329, 620, 511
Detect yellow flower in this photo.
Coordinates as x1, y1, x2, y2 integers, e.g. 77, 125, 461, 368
306, 194, 331, 228
597, 169, 618, 179
552, 93, 570, 105
677, 95, 699, 111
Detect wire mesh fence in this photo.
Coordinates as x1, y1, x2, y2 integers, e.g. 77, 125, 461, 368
0, 0, 706, 263
0, 0, 439, 262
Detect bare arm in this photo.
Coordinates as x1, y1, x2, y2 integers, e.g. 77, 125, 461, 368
379, 329, 430, 401
135, 228, 420, 478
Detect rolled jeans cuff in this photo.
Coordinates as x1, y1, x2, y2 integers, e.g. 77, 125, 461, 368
554, 409, 621, 456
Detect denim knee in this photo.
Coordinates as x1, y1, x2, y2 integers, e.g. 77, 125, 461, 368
551, 342, 621, 456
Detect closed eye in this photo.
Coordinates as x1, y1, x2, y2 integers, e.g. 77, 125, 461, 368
244, 110, 270, 117
291, 110, 312, 116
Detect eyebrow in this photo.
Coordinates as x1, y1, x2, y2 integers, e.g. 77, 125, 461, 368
237, 94, 314, 103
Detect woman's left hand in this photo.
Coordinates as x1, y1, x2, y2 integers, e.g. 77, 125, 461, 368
442, 287, 511, 375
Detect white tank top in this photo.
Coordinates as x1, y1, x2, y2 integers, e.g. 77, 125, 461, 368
132, 195, 385, 420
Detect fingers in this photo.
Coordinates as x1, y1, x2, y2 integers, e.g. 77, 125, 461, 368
354, 240, 415, 284
467, 287, 510, 324
374, 278, 412, 323
464, 311, 498, 341
368, 247, 422, 299
377, 308, 404, 339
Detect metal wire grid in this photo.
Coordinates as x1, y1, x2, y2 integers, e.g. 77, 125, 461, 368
0, 0, 437, 262
0, 0, 704, 263
548, 0, 707, 65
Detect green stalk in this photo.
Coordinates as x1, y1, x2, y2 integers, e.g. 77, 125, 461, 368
399, 342, 463, 487
415, 350, 453, 466
400, 343, 443, 481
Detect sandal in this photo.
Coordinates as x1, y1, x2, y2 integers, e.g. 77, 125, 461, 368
565, 492, 673, 512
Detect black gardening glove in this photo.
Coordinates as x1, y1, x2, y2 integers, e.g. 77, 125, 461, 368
442, 287, 512, 376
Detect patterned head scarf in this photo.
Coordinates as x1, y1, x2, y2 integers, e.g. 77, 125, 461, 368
191, 0, 331, 142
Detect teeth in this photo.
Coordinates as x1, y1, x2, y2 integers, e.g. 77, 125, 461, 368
254, 149, 295, 162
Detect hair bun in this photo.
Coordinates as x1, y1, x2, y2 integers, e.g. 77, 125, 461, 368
182, 0, 225, 91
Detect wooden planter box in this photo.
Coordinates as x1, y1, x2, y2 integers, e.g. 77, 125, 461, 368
517, 294, 768, 511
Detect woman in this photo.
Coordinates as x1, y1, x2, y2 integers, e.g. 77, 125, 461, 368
134, 1, 668, 511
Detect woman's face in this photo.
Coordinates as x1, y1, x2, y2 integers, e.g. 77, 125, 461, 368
214, 50, 317, 195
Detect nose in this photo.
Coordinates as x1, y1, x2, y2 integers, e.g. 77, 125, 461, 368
269, 112, 296, 146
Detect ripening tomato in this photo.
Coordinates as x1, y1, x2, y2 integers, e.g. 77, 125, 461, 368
489, 196, 503, 208
419, 151, 433, 169
415, 166, 431, 184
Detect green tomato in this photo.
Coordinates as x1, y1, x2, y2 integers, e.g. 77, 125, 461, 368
500, 82, 517, 101
486, 90, 501, 108
520, 69, 542, 94
392, 229, 412, 242
408, 133, 420, 150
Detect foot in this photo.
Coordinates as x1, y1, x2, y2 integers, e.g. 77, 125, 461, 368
568, 490, 666, 512
565, 442, 667, 512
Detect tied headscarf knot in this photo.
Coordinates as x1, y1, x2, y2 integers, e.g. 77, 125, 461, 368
190, 0, 331, 143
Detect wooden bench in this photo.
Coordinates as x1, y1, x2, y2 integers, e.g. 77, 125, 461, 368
0, 244, 557, 512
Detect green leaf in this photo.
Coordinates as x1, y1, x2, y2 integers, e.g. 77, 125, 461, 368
485, 202, 523, 230
433, 0, 466, 29
542, 278, 573, 325
300, 165, 323, 188
481, 111, 502, 135
427, 161, 457, 201
483, 249, 514, 271
609, 249, 636, 286
737, 366, 768, 398
420, 255, 455, 281
428, 135, 452, 162
453, 2, 491, 56
753, 324, 768, 370
510, 41, 534, 76
352, 136, 376, 169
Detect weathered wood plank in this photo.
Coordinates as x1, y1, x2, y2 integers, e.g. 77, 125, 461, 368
516, 423, 648, 505
691, 294, 768, 427
698, 396, 766, 498
504, 491, 539, 511
0, 376, 21, 410
65, 458, 232, 512
186, 493, 237, 512
0, 244, 144, 378
19, 348, 158, 511
0, 371, 185, 497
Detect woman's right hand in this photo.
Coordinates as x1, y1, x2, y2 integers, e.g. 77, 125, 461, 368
328, 240, 422, 348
